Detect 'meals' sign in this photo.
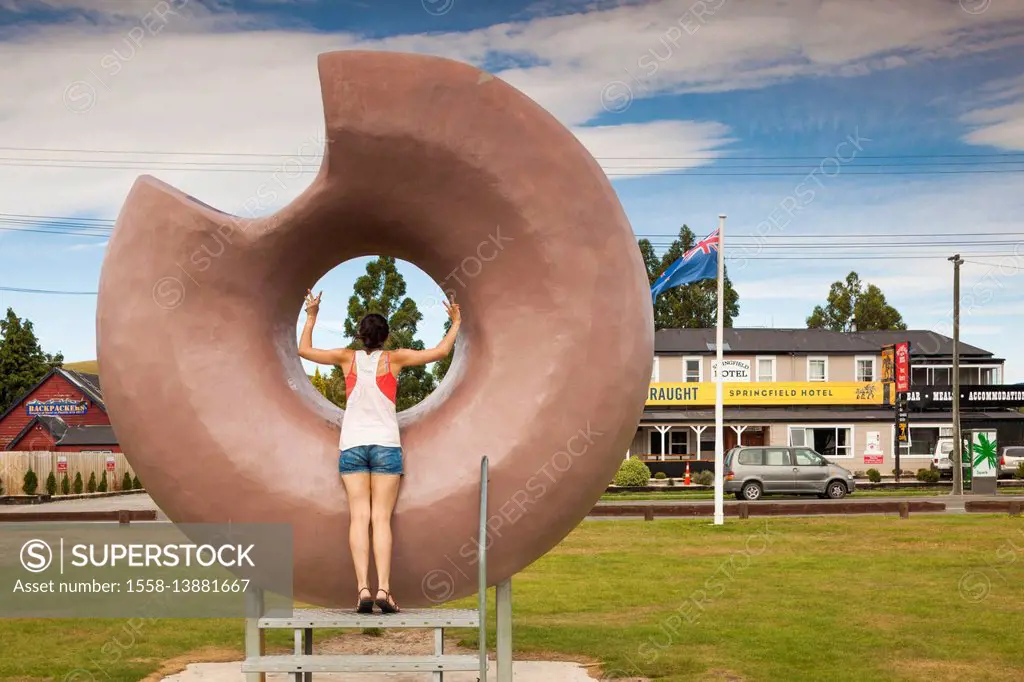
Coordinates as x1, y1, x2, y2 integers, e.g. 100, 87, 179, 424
25, 399, 89, 416
907, 385, 1024, 409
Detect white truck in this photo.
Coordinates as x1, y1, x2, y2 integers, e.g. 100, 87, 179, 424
931, 438, 956, 477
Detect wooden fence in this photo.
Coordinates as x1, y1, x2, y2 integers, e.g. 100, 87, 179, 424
0, 451, 137, 493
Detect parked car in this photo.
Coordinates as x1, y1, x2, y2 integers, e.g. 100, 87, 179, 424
932, 438, 976, 478
1000, 446, 1024, 478
723, 446, 856, 501
932, 438, 955, 477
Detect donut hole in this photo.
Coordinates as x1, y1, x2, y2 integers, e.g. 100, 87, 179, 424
296, 257, 463, 414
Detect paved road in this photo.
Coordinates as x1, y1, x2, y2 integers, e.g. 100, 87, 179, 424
1, 492, 1012, 519
0, 492, 168, 519
596, 494, 1003, 510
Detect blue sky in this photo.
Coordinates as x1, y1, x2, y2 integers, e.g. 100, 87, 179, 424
0, 0, 1023, 378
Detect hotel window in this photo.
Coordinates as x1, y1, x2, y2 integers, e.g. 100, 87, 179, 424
649, 430, 688, 455
683, 357, 702, 383
895, 425, 950, 458
855, 356, 876, 382
910, 365, 1002, 386
651, 356, 660, 383
756, 356, 776, 382
807, 357, 828, 382
788, 425, 853, 458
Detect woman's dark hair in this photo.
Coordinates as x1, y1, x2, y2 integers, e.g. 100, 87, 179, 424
357, 313, 389, 350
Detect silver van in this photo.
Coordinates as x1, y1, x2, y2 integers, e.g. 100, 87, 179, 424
724, 446, 857, 501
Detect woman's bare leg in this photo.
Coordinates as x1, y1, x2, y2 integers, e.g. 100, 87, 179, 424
370, 473, 401, 601
341, 473, 372, 597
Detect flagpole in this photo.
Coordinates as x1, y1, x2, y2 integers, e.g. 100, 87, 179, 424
714, 214, 726, 526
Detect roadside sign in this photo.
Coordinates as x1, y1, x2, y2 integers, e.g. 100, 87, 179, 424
105, 455, 116, 472
56, 455, 68, 473
881, 345, 895, 383
896, 393, 909, 443
895, 342, 911, 393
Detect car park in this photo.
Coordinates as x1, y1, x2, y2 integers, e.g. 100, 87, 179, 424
723, 446, 856, 501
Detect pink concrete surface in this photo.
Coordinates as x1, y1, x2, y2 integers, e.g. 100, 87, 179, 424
96, 50, 653, 608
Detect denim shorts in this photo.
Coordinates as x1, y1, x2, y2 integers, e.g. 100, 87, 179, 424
339, 444, 404, 475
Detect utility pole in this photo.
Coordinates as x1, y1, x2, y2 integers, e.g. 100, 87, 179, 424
949, 254, 964, 496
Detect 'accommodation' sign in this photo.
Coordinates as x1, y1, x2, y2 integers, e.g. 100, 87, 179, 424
25, 399, 89, 416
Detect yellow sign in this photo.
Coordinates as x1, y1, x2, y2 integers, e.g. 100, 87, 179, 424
647, 381, 886, 406
881, 346, 895, 383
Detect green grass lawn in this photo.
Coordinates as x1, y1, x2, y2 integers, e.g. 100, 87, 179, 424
2, 516, 1023, 681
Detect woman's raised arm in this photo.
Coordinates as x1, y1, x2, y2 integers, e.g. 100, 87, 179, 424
298, 289, 349, 366
391, 300, 461, 369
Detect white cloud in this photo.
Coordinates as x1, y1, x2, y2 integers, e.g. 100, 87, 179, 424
961, 75, 1024, 150
66, 241, 109, 251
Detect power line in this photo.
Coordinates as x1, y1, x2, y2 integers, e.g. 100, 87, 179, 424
2, 145, 1023, 160
0, 286, 98, 295
4, 160, 1024, 177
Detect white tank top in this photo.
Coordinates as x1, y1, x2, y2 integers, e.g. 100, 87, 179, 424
339, 350, 401, 451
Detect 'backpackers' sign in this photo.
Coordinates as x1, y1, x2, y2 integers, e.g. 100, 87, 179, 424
647, 382, 885, 406
25, 399, 89, 416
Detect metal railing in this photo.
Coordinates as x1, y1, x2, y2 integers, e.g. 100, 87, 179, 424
478, 455, 489, 681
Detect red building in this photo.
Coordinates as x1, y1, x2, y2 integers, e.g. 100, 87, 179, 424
0, 368, 119, 452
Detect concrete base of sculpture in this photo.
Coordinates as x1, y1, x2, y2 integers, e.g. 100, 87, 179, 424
96, 50, 653, 608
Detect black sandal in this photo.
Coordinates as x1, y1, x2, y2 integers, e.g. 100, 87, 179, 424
375, 589, 400, 614
356, 587, 374, 614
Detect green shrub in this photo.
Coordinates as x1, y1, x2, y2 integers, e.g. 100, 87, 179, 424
98, 471, 108, 493
361, 628, 384, 637
61, 474, 70, 495
45, 471, 57, 496
614, 457, 651, 487
866, 468, 881, 483
1016, 462, 1024, 480
23, 468, 38, 495
916, 468, 940, 483
0, 476, 4, 495
122, 472, 133, 491
694, 470, 714, 486
87, 472, 97, 494
132, 475, 141, 490
653, 471, 667, 480
73, 472, 84, 494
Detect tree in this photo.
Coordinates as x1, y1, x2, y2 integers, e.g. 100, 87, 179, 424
122, 472, 133, 491
73, 472, 83, 494
0, 308, 64, 413
87, 471, 97, 493
321, 257, 438, 411
98, 471, 108, 493
23, 467, 38, 495
309, 368, 329, 397
45, 471, 56, 496
640, 226, 740, 330
806, 272, 906, 332
61, 474, 70, 495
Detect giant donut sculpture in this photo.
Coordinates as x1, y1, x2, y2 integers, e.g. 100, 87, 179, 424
97, 51, 653, 608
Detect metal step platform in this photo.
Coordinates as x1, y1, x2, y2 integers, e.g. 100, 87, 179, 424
241, 654, 481, 674
243, 457, 511, 681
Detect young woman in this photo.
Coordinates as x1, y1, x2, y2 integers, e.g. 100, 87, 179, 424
298, 290, 461, 613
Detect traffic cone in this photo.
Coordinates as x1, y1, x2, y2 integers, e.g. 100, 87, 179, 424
684, 462, 691, 485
